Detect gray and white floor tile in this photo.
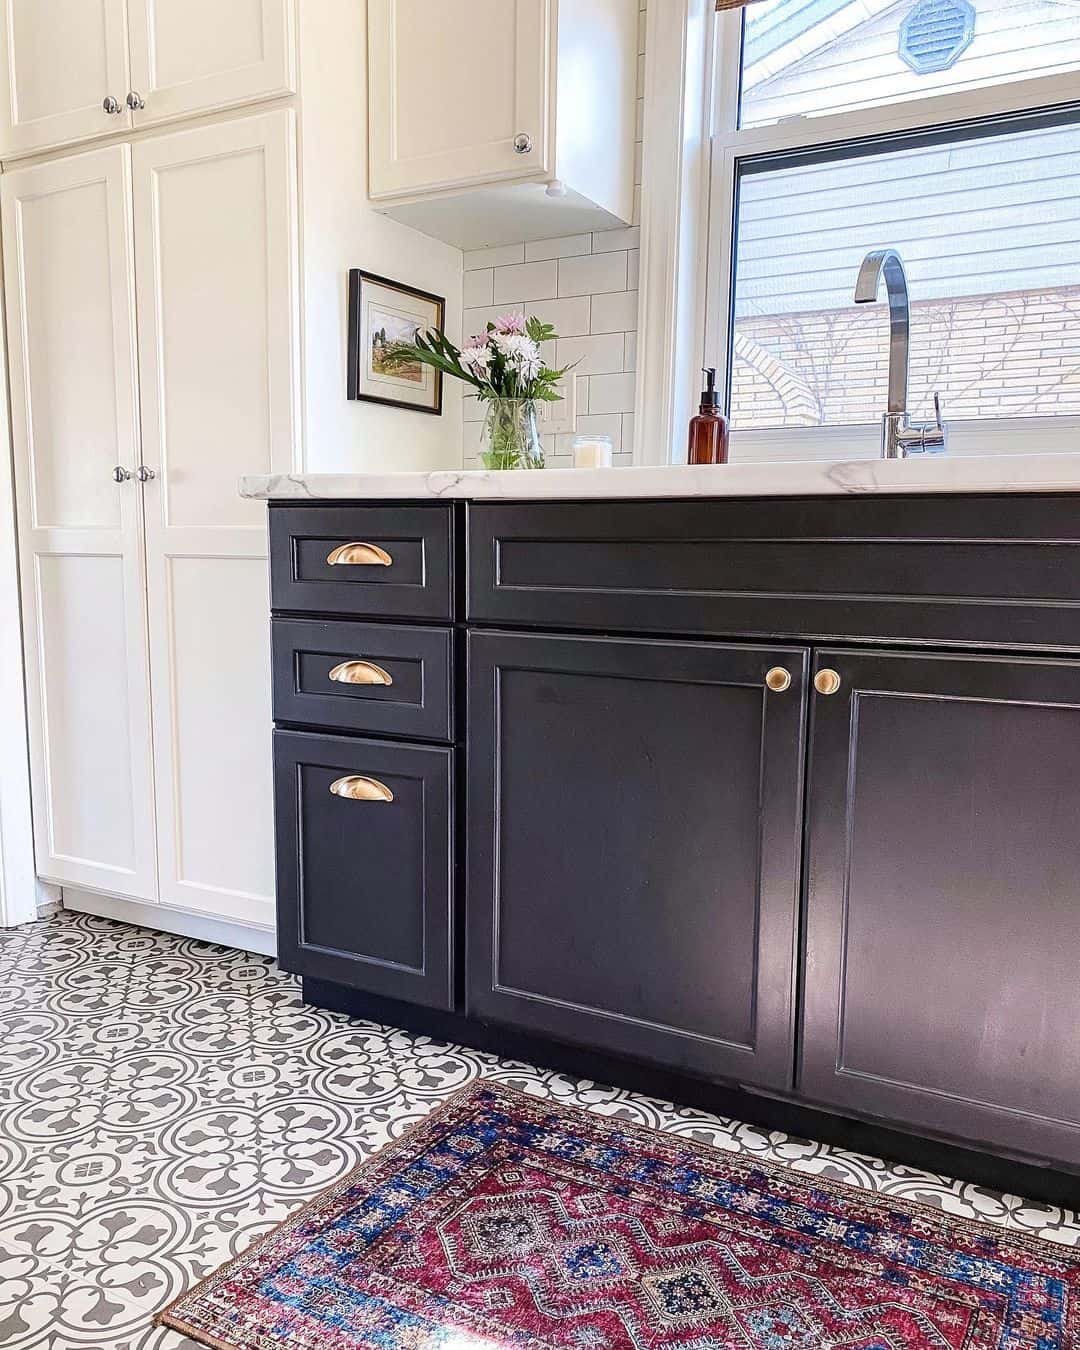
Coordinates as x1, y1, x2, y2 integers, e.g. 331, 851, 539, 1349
1, 910, 1076, 1348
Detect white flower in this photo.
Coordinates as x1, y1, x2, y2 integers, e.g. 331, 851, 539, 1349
460, 343, 492, 373
492, 333, 542, 381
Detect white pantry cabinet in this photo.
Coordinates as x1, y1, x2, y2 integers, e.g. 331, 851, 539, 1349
0, 0, 295, 158
3, 109, 298, 932
367, 0, 637, 249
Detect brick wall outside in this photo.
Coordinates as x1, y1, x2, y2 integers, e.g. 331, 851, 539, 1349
732, 284, 1080, 428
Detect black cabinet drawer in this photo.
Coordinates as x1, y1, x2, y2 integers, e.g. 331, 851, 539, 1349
468, 497, 1080, 647
272, 618, 453, 742
274, 730, 453, 1008
270, 505, 452, 620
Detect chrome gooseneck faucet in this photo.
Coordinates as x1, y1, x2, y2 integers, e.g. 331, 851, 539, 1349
854, 248, 946, 458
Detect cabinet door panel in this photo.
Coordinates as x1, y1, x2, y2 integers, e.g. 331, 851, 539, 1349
803, 649, 1080, 1165
134, 111, 298, 925
127, 0, 294, 126
275, 731, 453, 1009
368, 0, 550, 198
2, 147, 156, 900
468, 632, 807, 1088
0, 0, 131, 156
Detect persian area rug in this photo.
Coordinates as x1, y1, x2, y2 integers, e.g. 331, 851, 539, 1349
158, 1079, 1080, 1349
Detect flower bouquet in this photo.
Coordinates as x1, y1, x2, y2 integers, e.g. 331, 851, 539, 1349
385, 313, 569, 469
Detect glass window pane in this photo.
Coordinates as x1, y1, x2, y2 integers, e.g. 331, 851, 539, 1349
729, 119, 1080, 430
740, 0, 1080, 128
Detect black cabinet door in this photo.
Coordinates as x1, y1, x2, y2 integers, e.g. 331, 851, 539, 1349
275, 730, 453, 1008
467, 631, 808, 1089
802, 649, 1080, 1165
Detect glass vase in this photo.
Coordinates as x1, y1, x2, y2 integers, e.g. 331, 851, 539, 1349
480, 398, 544, 470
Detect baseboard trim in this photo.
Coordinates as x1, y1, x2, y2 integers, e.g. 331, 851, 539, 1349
63, 888, 276, 957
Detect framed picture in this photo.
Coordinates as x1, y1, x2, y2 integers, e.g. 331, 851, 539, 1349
347, 269, 445, 415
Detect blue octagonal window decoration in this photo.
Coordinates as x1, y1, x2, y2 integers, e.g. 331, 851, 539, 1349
899, 0, 975, 74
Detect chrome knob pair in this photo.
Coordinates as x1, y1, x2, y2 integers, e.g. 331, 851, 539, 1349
111, 466, 156, 483
103, 92, 145, 114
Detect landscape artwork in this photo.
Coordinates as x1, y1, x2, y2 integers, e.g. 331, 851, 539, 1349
347, 269, 445, 413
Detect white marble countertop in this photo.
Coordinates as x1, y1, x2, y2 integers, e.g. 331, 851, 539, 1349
240, 454, 1080, 502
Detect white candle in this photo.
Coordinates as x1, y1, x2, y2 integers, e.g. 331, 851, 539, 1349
571, 434, 613, 469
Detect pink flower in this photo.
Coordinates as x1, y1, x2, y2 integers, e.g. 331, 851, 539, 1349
462, 332, 490, 350
494, 312, 526, 335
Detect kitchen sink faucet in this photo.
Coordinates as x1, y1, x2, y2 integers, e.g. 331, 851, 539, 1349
854, 248, 947, 458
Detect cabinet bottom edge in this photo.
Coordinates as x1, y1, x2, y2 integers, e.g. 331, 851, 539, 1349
63, 887, 277, 958
302, 976, 1080, 1210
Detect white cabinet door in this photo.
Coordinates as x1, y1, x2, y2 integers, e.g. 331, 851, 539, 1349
2, 147, 157, 900
132, 110, 298, 928
0, 0, 131, 156
127, 0, 294, 128
368, 0, 551, 199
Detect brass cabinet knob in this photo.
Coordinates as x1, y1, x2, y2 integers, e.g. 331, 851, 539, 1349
329, 775, 393, 802
328, 660, 393, 686
814, 668, 842, 696
326, 542, 393, 567
765, 666, 791, 692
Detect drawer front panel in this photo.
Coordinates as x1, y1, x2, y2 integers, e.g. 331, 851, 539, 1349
468, 497, 1080, 647
270, 505, 452, 619
274, 730, 453, 1008
272, 618, 453, 741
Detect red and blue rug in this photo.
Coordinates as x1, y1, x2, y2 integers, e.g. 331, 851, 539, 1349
159, 1079, 1079, 1349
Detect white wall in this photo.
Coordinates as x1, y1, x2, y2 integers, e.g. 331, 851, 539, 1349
297, 0, 463, 473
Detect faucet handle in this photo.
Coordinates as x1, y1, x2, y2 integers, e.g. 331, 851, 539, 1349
921, 392, 948, 454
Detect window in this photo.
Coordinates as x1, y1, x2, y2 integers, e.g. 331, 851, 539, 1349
707, 0, 1080, 459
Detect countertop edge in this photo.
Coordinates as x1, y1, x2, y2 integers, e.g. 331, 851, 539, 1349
240, 455, 1080, 502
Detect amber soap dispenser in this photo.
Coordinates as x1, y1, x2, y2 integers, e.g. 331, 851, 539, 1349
688, 367, 729, 464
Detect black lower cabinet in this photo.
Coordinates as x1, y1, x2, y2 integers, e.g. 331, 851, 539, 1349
466, 630, 809, 1089
802, 648, 1080, 1165
274, 729, 453, 1009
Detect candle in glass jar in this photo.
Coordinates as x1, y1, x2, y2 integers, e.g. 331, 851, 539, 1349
571, 434, 613, 469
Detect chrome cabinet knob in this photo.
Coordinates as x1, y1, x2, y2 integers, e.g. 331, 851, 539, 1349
136, 465, 155, 482
513, 133, 533, 154
102, 95, 123, 115
111, 465, 132, 483
126, 90, 146, 111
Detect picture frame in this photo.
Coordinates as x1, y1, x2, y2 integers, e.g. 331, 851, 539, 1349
347, 268, 445, 415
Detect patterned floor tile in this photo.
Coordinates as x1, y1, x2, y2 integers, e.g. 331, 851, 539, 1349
0, 909, 1077, 1349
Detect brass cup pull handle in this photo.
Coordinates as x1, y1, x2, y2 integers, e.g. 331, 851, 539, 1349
765, 666, 791, 693
814, 668, 842, 696
326, 542, 393, 567
329, 775, 394, 802
328, 660, 393, 686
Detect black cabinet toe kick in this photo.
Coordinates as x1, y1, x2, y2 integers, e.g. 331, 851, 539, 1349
304, 978, 1080, 1211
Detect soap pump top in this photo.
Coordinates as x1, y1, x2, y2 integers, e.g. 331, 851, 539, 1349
688, 367, 728, 464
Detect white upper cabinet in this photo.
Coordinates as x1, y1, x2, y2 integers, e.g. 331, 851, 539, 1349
0, 0, 132, 156
367, 0, 638, 249
0, 0, 295, 158
127, 0, 295, 129
368, 0, 551, 197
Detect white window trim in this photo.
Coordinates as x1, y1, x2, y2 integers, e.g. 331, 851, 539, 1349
635, 4, 1080, 464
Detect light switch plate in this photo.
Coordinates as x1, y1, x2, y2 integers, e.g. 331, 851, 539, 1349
537, 373, 577, 437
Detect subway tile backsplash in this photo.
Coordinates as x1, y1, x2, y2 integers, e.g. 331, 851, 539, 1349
462, 0, 646, 468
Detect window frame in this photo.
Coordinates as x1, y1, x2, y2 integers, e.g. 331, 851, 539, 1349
702, 7, 1080, 461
